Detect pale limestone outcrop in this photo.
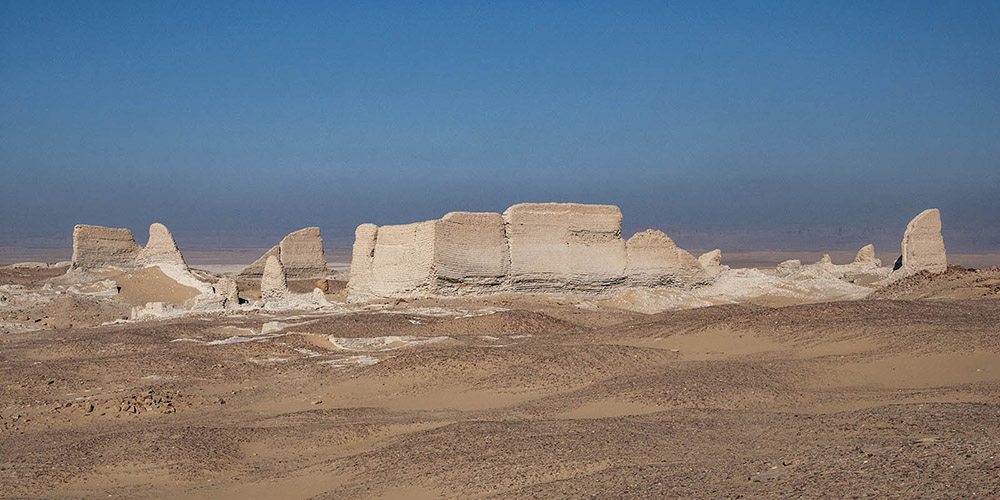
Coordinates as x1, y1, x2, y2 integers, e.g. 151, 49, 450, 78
239, 246, 280, 278
279, 227, 327, 279
130, 301, 171, 320
793, 244, 889, 283
434, 212, 509, 289
503, 203, 626, 292
624, 229, 705, 286
899, 209, 947, 274
71, 225, 141, 270
213, 277, 240, 309
347, 224, 379, 299
136, 223, 187, 268
347, 203, 709, 301
370, 220, 437, 297
239, 227, 327, 280
261, 255, 288, 302
697, 249, 728, 277
854, 244, 878, 266
776, 259, 802, 277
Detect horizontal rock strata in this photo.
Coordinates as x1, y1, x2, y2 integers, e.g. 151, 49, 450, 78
348, 203, 710, 300
71, 225, 142, 270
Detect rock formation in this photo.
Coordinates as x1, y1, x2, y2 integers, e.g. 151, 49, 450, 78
347, 224, 379, 298
504, 203, 627, 292
239, 227, 327, 280
261, 255, 289, 302
776, 259, 802, 277
434, 212, 509, 290
240, 246, 280, 278
899, 208, 947, 274
348, 203, 708, 301
625, 229, 703, 286
278, 227, 327, 279
136, 223, 187, 268
213, 277, 240, 309
854, 244, 879, 266
697, 249, 728, 277
71, 225, 141, 270
72, 223, 191, 271
782, 244, 889, 284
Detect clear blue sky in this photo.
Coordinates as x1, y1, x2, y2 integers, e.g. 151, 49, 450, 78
2, 1, 998, 251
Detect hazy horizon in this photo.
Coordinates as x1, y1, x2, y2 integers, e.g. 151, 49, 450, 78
3, 2, 999, 252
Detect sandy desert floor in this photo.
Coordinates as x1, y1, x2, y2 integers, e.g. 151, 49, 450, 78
2, 267, 1000, 499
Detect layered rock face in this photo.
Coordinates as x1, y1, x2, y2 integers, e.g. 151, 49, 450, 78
137, 223, 187, 268
370, 220, 437, 296
625, 230, 703, 286
433, 212, 509, 290
71, 225, 141, 270
72, 223, 192, 270
279, 227, 327, 279
899, 209, 947, 274
503, 203, 626, 291
348, 203, 708, 300
239, 227, 327, 280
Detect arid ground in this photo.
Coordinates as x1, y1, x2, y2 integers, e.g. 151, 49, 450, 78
2, 266, 1000, 499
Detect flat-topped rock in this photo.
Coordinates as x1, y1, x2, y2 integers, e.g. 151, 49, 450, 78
503, 203, 627, 291
279, 227, 327, 279
434, 212, 508, 290
899, 209, 947, 274
71, 224, 141, 270
347, 203, 709, 301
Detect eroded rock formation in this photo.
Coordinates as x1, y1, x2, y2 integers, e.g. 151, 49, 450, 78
72, 223, 189, 271
261, 255, 289, 302
504, 203, 628, 292
855, 244, 878, 266
625, 229, 703, 286
899, 208, 947, 274
137, 223, 187, 268
348, 203, 708, 300
71, 225, 141, 270
213, 277, 240, 309
239, 227, 327, 280
697, 249, 728, 277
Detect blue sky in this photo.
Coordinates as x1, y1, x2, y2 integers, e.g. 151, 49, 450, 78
2, 1, 998, 251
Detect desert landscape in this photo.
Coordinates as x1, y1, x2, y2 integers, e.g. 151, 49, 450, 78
2, 204, 999, 499
4, 3, 999, 498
